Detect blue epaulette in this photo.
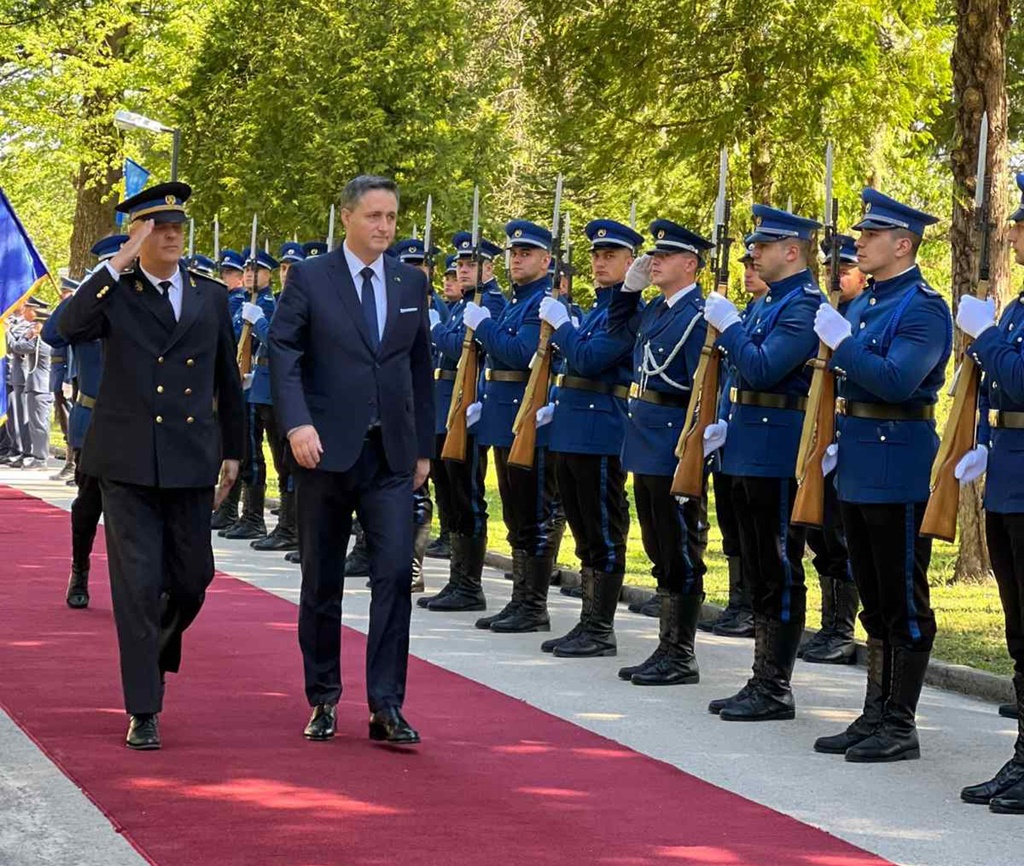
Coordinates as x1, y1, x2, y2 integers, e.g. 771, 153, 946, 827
918, 282, 940, 297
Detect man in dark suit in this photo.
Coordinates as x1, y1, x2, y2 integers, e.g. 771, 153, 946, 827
60, 182, 245, 750
269, 175, 434, 745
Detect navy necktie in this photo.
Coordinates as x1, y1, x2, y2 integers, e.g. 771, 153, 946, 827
360, 267, 380, 351
158, 280, 177, 322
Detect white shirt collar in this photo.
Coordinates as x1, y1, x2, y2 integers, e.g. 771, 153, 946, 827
664, 282, 698, 309
140, 263, 182, 292
343, 240, 385, 285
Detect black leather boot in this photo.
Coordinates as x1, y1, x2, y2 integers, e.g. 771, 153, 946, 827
560, 582, 584, 599
223, 483, 267, 539
410, 520, 432, 593
814, 637, 886, 754
547, 514, 566, 586
799, 574, 833, 659
713, 557, 754, 637
700, 556, 745, 634
285, 549, 301, 564
543, 566, 594, 652
631, 593, 701, 685
628, 593, 660, 617
425, 530, 451, 560
346, 521, 371, 578
999, 703, 1018, 719
709, 615, 767, 713
804, 578, 858, 664
251, 490, 299, 551
963, 673, 1024, 806
720, 615, 802, 721
845, 645, 929, 762
211, 480, 242, 530
490, 554, 552, 633
554, 570, 624, 658
66, 564, 89, 609
477, 549, 527, 628
428, 534, 487, 611
618, 589, 668, 680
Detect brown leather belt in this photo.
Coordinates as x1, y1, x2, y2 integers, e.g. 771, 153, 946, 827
485, 369, 529, 383
434, 369, 457, 381
76, 393, 96, 409
731, 388, 807, 412
256, 357, 269, 367
556, 374, 629, 400
989, 409, 1024, 429
836, 398, 934, 421
628, 382, 690, 409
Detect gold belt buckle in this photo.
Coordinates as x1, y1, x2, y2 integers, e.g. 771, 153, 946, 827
836, 397, 848, 415
990, 409, 1000, 428
555, 374, 566, 386
729, 386, 738, 403
629, 382, 640, 398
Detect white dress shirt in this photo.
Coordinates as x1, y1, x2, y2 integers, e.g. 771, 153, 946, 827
664, 282, 698, 308
104, 260, 182, 320
343, 240, 387, 340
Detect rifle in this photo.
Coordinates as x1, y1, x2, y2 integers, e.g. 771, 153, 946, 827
671, 148, 731, 498
423, 194, 435, 298
327, 204, 335, 252
792, 143, 840, 528
921, 111, 991, 542
236, 213, 259, 378
508, 175, 564, 469
441, 187, 483, 462
563, 211, 573, 305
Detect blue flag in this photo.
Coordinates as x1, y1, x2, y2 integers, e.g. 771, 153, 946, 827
0, 186, 50, 426
116, 158, 151, 228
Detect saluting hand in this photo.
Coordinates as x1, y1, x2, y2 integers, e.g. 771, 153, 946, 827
289, 424, 324, 469
623, 254, 653, 293
109, 219, 154, 273
214, 459, 240, 509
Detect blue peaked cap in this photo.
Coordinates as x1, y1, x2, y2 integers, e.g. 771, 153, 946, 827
821, 233, 858, 265
90, 234, 129, 261
585, 219, 644, 251
115, 181, 190, 224
444, 254, 457, 274
505, 220, 552, 252
392, 238, 439, 263
646, 219, 713, 259
242, 247, 279, 271
851, 188, 937, 237
219, 249, 245, 271
748, 205, 822, 244
452, 231, 503, 261
278, 241, 306, 263
188, 254, 218, 277
302, 240, 328, 257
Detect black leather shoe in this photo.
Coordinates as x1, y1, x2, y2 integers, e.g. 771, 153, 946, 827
126, 714, 161, 750
962, 759, 1024, 805
990, 776, 1024, 813
999, 703, 1018, 719
285, 550, 301, 563
303, 704, 337, 741
369, 707, 420, 745
66, 567, 89, 609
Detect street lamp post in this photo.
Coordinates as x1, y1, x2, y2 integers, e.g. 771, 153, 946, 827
113, 109, 180, 181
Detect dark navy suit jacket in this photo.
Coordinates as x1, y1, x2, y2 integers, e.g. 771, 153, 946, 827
268, 246, 435, 475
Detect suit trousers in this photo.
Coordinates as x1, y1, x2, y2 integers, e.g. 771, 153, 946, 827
99, 480, 215, 715
731, 476, 807, 624
556, 451, 629, 576
988, 511, 1024, 674
295, 430, 414, 711
840, 500, 935, 650
633, 472, 705, 595
444, 436, 489, 539
493, 445, 558, 557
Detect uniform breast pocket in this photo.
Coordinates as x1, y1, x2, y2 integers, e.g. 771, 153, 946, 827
856, 421, 909, 488
739, 413, 788, 465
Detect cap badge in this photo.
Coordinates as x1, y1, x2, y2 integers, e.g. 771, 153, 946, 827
513, 229, 523, 238
165, 195, 176, 205
657, 229, 665, 239
597, 228, 607, 238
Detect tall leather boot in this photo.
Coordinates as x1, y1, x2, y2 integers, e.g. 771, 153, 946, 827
547, 513, 566, 586
65, 538, 90, 609
628, 593, 660, 617
543, 566, 595, 653
477, 549, 527, 628
845, 644, 929, 762
211, 480, 242, 531
962, 672, 1024, 806
709, 614, 767, 713
410, 520, 432, 593
490, 554, 552, 633
700, 555, 737, 632
631, 593, 701, 684
346, 520, 371, 578
418, 542, 458, 608
804, 577, 858, 664
618, 589, 668, 680
814, 637, 886, 753
799, 574, 833, 659
720, 615, 802, 721
554, 570, 625, 658
712, 556, 755, 637
251, 490, 299, 551
428, 534, 487, 611
425, 529, 451, 560
223, 484, 267, 539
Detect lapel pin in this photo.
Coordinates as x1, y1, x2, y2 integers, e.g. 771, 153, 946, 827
134, 281, 144, 293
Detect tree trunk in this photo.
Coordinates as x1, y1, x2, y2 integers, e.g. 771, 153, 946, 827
741, 40, 772, 203
948, 0, 1011, 582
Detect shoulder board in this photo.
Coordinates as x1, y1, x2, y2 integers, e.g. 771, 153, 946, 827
803, 283, 822, 295
188, 268, 226, 287
917, 282, 940, 297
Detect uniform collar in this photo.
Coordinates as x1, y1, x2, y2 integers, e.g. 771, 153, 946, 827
868, 264, 922, 297
139, 263, 182, 292
511, 275, 550, 298
594, 282, 620, 307
664, 282, 698, 309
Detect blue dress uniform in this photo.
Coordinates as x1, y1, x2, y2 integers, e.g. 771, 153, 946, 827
221, 248, 278, 541
610, 220, 712, 686
472, 220, 560, 633
814, 188, 949, 764
422, 234, 507, 612
541, 218, 643, 659
709, 204, 822, 722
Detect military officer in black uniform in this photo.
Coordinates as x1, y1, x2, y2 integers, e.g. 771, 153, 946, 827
59, 183, 245, 750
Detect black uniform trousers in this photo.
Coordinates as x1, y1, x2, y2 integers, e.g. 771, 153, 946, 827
731, 476, 807, 623
53, 389, 69, 444
988, 511, 1024, 674
840, 500, 935, 651
633, 472, 705, 595
493, 445, 558, 556
99, 479, 215, 715
713, 470, 741, 558
413, 481, 432, 526
295, 430, 413, 712
430, 433, 453, 533
444, 436, 489, 539
71, 449, 102, 566
806, 479, 851, 582
241, 402, 269, 489
556, 452, 628, 576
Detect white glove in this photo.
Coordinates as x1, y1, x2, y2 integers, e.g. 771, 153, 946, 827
623, 254, 653, 293
466, 401, 482, 428
814, 303, 852, 349
704, 292, 741, 333
956, 296, 996, 340
702, 420, 727, 456
954, 444, 988, 485
429, 309, 441, 330
822, 442, 838, 475
535, 402, 555, 428
242, 302, 264, 324
242, 372, 254, 391
463, 302, 490, 331
539, 296, 570, 330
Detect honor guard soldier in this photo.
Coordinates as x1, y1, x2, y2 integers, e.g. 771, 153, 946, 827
702, 205, 822, 721
462, 220, 558, 632
221, 247, 278, 540
421, 233, 506, 611
534, 218, 641, 657
9, 297, 53, 468
188, 254, 219, 279
59, 182, 244, 749
302, 240, 328, 258
956, 172, 1024, 811
608, 220, 710, 684
799, 233, 861, 665
812, 189, 949, 762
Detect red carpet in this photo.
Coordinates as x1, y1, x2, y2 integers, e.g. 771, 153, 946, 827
0, 484, 891, 866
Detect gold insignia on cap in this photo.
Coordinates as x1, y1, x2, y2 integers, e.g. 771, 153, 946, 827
657, 229, 665, 239
865, 203, 872, 213
513, 229, 523, 238
165, 195, 176, 205
597, 228, 607, 238
755, 216, 763, 226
